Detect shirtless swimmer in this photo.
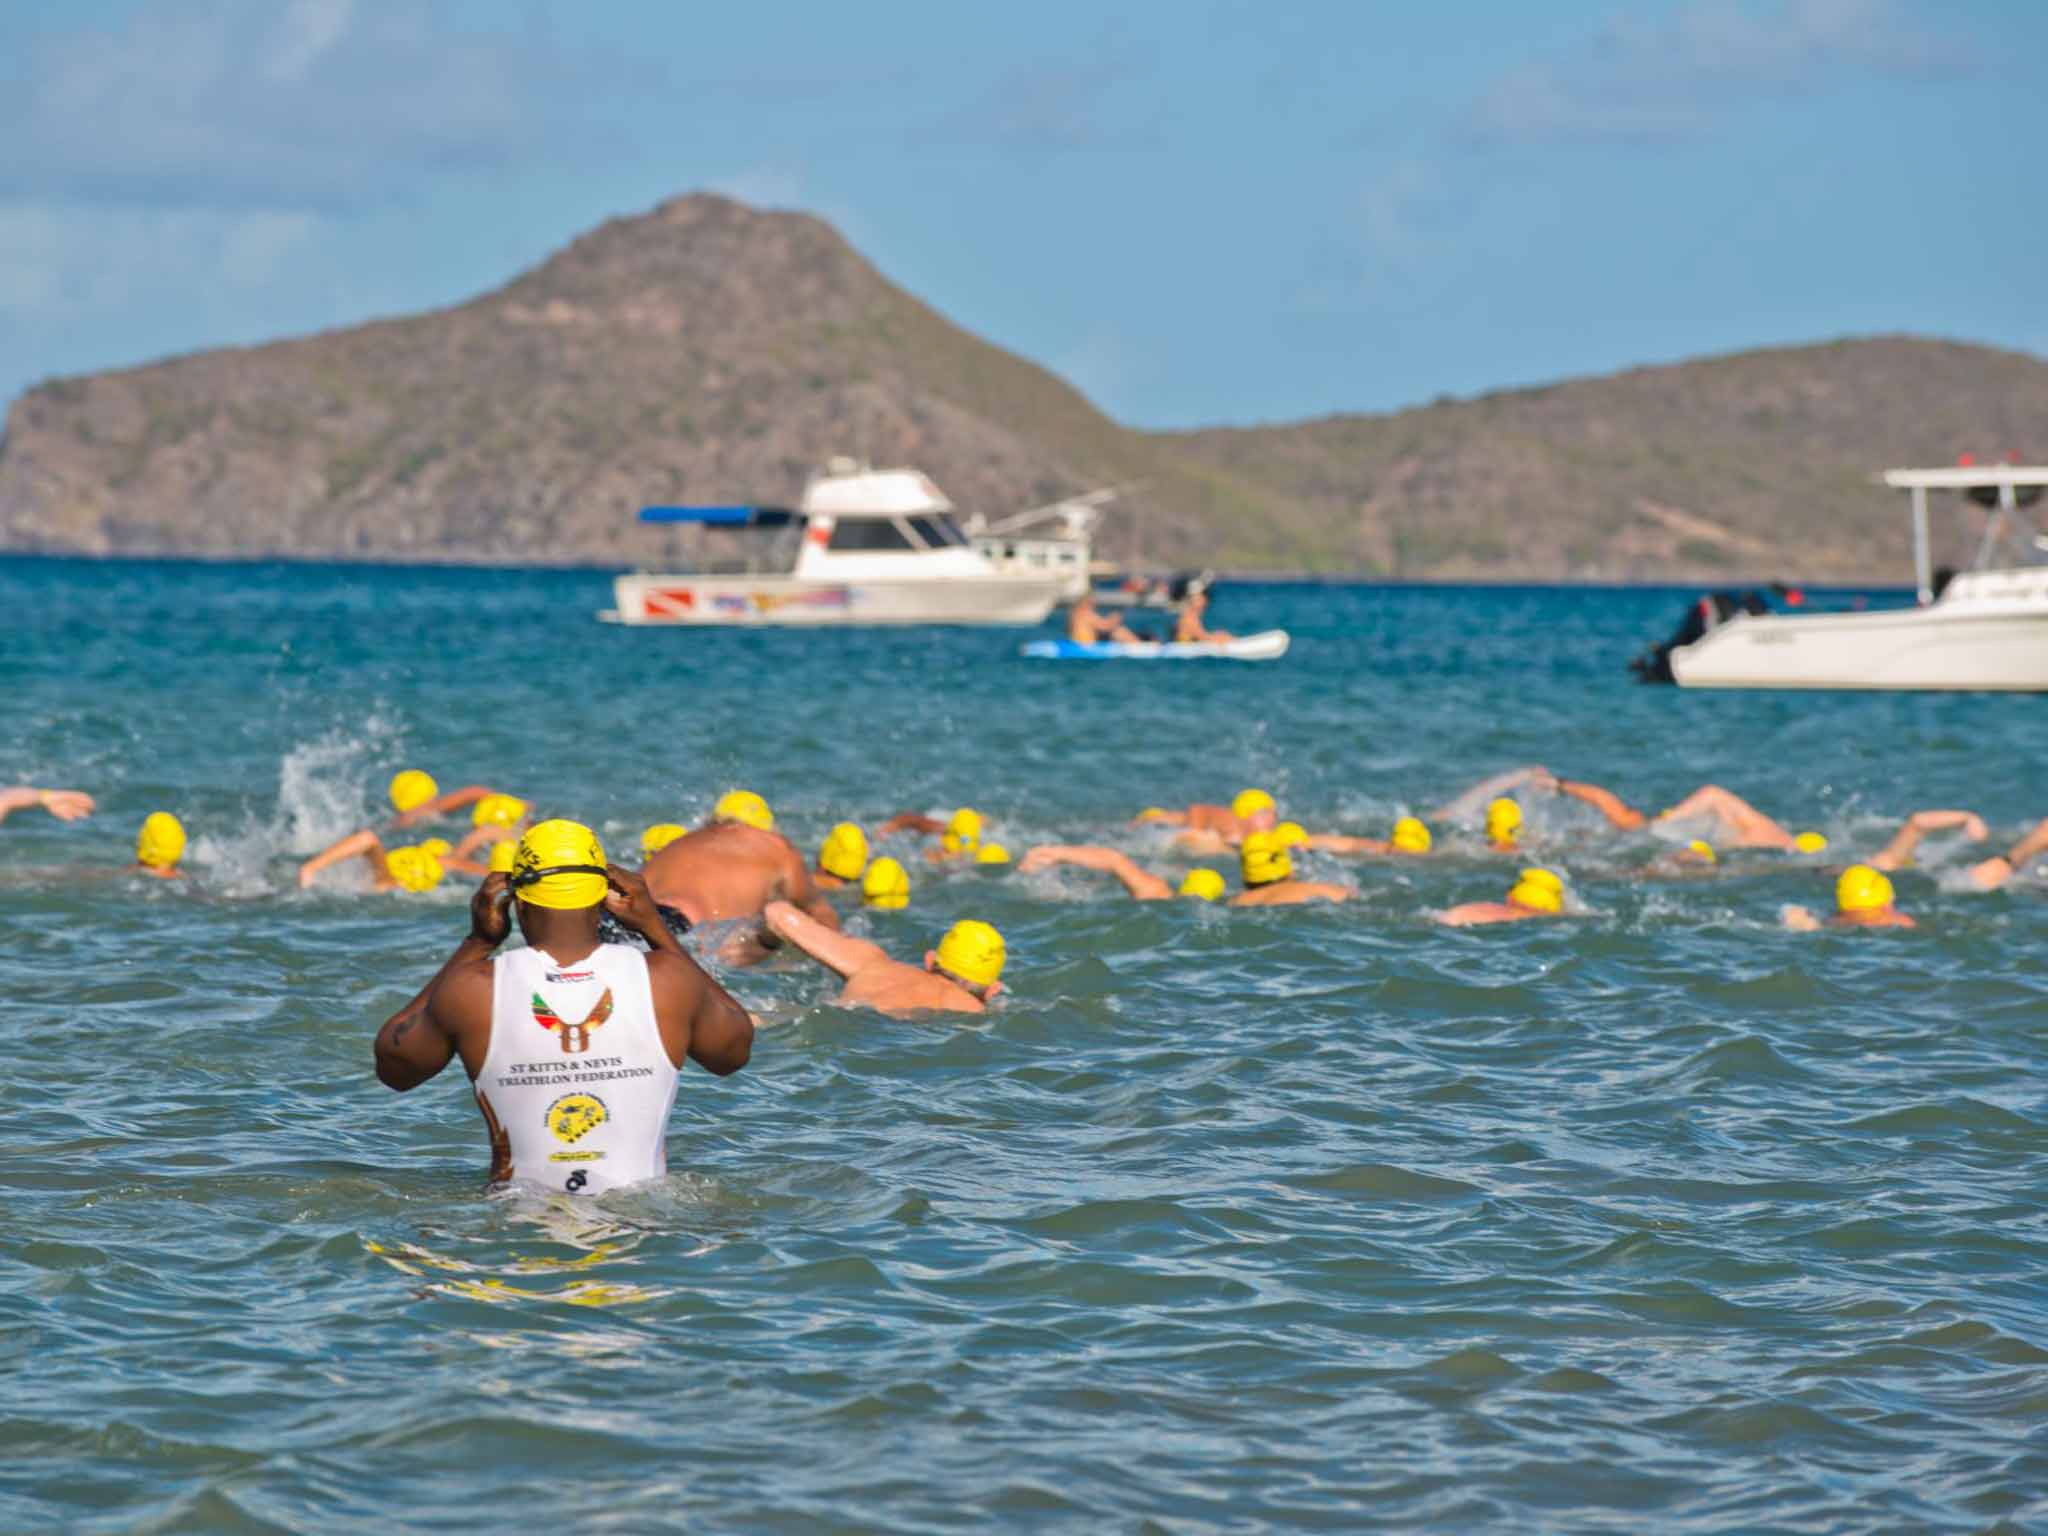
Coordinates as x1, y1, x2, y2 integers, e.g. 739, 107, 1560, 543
763, 901, 1005, 1014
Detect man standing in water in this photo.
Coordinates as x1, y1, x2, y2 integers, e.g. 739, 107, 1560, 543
373, 819, 753, 1192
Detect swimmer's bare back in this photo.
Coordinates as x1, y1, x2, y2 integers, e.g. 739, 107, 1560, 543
643, 823, 839, 928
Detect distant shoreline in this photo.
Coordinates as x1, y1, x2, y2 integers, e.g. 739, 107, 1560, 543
0, 547, 1914, 593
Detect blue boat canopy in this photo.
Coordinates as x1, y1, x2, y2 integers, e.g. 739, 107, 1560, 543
637, 505, 801, 527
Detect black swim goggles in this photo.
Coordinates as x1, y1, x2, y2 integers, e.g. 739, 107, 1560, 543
509, 864, 609, 889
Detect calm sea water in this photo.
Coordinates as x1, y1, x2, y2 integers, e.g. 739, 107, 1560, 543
3, 558, 2045, 1533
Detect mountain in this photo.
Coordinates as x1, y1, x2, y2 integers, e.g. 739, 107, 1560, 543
1, 193, 2041, 579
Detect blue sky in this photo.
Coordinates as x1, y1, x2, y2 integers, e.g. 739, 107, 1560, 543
0, 0, 2038, 427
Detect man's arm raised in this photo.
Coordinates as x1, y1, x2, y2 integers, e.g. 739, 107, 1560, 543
762, 899, 890, 979
373, 875, 509, 1090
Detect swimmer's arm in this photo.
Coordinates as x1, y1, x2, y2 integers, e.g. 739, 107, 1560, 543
1871, 809, 1988, 872
1555, 779, 1646, 830
1971, 816, 2048, 890
393, 784, 493, 829
450, 825, 512, 862
299, 828, 385, 889
762, 900, 887, 979
878, 813, 945, 837
1132, 807, 1190, 826
1780, 904, 1823, 932
1302, 834, 1393, 854
776, 844, 842, 930
1018, 845, 1172, 899
0, 786, 95, 824
1432, 766, 1555, 821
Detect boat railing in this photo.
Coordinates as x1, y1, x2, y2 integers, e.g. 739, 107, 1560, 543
1882, 467, 2048, 602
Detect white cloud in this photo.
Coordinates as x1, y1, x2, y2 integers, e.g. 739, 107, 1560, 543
1464, 0, 1971, 147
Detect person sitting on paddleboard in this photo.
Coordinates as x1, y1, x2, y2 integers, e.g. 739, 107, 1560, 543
1172, 585, 1234, 644
1067, 591, 1141, 645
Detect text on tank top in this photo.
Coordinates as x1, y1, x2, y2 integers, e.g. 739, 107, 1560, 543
478, 942, 679, 1194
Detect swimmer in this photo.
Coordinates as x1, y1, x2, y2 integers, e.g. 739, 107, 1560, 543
862, 856, 911, 908
1068, 590, 1140, 645
1969, 816, 2048, 890
924, 808, 988, 864
0, 786, 95, 824
1172, 587, 1234, 644
640, 823, 687, 860
1484, 798, 1524, 851
641, 789, 840, 958
1653, 785, 1826, 852
1017, 844, 1228, 901
299, 771, 524, 888
1435, 867, 1568, 927
1298, 816, 1434, 857
1232, 830, 1350, 907
372, 819, 753, 1194
813, 822, 870, 889
762, 900, 1005, 1014
1134, 788, 1280, 850
301, 794, 516, 890
1437, 768, 1826, 853
134, 812, 187, 880
1782, 864, 1917, 931
443, 792, 533, 866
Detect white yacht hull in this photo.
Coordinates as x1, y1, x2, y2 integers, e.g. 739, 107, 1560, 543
606, 573, 1064, 627
1669, 570, 2048, 690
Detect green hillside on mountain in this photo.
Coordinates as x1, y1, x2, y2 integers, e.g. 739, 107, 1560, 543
1, 193, 2040, 579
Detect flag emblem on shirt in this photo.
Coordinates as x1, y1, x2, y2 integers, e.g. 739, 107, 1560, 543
531, 987, 613, 1054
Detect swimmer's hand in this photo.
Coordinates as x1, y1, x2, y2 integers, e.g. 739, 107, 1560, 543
1780, 903, 1822, 932
468, 872, 512, 947
603, 863, 673, 948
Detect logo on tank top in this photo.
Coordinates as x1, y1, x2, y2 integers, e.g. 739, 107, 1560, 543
530, 988, 613, 1054
545, 969, 594, 984
546, 1091, 609, 1152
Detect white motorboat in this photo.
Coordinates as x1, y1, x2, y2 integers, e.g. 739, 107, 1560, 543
1659, 464, 2048, 691
603, 461, 1090, 626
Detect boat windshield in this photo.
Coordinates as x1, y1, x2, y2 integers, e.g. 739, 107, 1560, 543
906, 513, 970, 549
827, 518, 920, 552
657, 523, 804, 576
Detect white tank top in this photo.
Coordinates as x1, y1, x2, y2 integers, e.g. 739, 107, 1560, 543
477, 943, 679, 1195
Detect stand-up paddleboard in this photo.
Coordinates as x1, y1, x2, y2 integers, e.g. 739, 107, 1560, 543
1021, 629, 1290, 661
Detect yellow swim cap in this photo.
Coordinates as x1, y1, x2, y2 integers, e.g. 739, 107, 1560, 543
136, 811, 186, 870
1232, 788, 1276, 821
713, 790, 774, 831
1392, 816, 1432, 854
1687, 839, 1717, 864
510, 819, 609, 910
641, 822, 686, 856
1272, 821, 1309, 849
1486, 797, 1523, 844
389, 770, 438, 814
1794, 831, 1828, 855
472, 793, 529, 829
1241, 830, 1293, 886
488, 838, 519, 874
1507, 867, 1563, 913
975, 842, 1011, 865
935, 919, 1006, 989
946, 807, 983, 845
1135, 807, 1172, 823
385, 845, 444, 893
418, 836, 453, 858
819, 822, 869, 880
1836, 863, 1894, 914
862, 856, 910, 908
1179, 868, 1226, 901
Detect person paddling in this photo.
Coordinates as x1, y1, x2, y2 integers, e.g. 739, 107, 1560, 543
373, 819, 753, 1193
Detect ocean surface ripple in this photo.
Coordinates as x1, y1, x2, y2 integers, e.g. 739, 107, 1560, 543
2, 561, 2045, 1533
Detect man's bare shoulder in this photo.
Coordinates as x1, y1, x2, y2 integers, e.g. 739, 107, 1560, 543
1232, 881, 1351, 907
